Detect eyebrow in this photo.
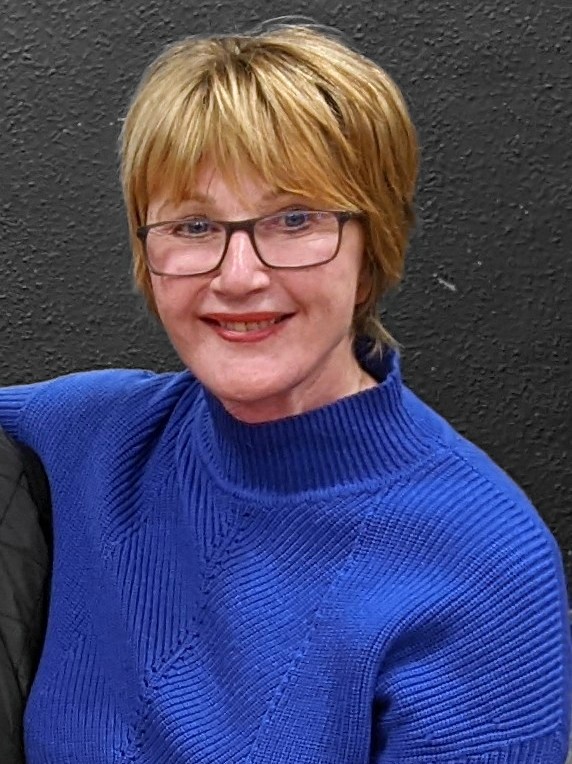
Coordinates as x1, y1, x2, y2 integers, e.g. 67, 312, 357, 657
156, 189, 303, 218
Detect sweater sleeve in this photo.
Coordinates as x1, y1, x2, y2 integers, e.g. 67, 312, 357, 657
370, 487, 572, 763
0, 381, 47, 442
0, 369, 161, 460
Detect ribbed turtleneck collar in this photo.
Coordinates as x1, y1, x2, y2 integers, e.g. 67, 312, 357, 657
190, 345, 434, 495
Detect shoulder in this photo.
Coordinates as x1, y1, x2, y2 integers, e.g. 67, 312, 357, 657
367, 392, 572, 754
25, 367, 187, 407
364, 347, 546, 535
2, 367, 199, 454
378, 384, 568, 625
400, 383, 548, 531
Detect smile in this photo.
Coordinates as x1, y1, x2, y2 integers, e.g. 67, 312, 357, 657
201, 313, 293, 342
218, 318, 281, 332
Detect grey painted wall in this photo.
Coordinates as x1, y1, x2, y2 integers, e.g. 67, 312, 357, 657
1, 2, 571, 583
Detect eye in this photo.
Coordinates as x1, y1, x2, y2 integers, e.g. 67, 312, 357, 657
170, 218, 216, 237
281, 210, 311, 228
258, 210, 315, 233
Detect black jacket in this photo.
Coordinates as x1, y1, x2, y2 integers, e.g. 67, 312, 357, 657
0, 430, 51, 763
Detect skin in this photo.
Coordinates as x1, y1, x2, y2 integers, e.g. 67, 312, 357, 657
148, 160, 377, 423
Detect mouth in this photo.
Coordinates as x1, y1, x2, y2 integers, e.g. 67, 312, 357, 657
201, 313, 293, 336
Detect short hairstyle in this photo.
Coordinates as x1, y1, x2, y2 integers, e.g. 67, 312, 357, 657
120, 22, 418, 349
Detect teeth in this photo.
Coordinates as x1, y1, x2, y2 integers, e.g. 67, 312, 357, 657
220, 318, 279, 332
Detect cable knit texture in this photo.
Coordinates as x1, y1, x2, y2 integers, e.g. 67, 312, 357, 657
0, 348, 569, 763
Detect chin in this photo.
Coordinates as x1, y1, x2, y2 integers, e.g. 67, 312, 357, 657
202, 367, 299, 414
212, 378, 285, 405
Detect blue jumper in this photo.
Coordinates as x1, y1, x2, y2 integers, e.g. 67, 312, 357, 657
0, 348, 569, 763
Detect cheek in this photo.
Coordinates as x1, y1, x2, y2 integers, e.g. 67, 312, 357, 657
297, 271, 360, 327
151, 282, 202, 349
331, 233, 366, 307
151, 277, 195, 321
327, 259, 363, 306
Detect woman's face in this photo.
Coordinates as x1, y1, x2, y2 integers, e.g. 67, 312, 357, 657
148, 160, 369, 423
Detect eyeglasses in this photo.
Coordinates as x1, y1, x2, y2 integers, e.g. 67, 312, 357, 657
136, 209, 362, 277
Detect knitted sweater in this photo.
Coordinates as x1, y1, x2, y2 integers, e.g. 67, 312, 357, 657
0, 348, 569, 764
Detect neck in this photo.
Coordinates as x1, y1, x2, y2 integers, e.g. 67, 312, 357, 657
191, 345, 434, 494
221, 344, 377, 424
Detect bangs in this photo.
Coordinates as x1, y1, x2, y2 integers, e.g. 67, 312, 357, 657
127, 43, 371, 222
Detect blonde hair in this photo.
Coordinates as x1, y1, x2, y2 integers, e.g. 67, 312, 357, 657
120, 22, 418, 349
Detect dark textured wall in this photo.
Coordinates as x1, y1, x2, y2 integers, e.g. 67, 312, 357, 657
1, 2, 571, 580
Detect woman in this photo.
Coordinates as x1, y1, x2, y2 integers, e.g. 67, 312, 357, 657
1, 22, 570, 763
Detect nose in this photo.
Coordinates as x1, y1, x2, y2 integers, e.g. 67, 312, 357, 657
210, 230, 270, 296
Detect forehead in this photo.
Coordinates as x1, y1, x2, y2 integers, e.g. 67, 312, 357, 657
187, 161, 283, 202
149, 159, 320, 218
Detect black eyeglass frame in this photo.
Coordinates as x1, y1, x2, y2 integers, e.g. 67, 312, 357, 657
136, 210, 363, 277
